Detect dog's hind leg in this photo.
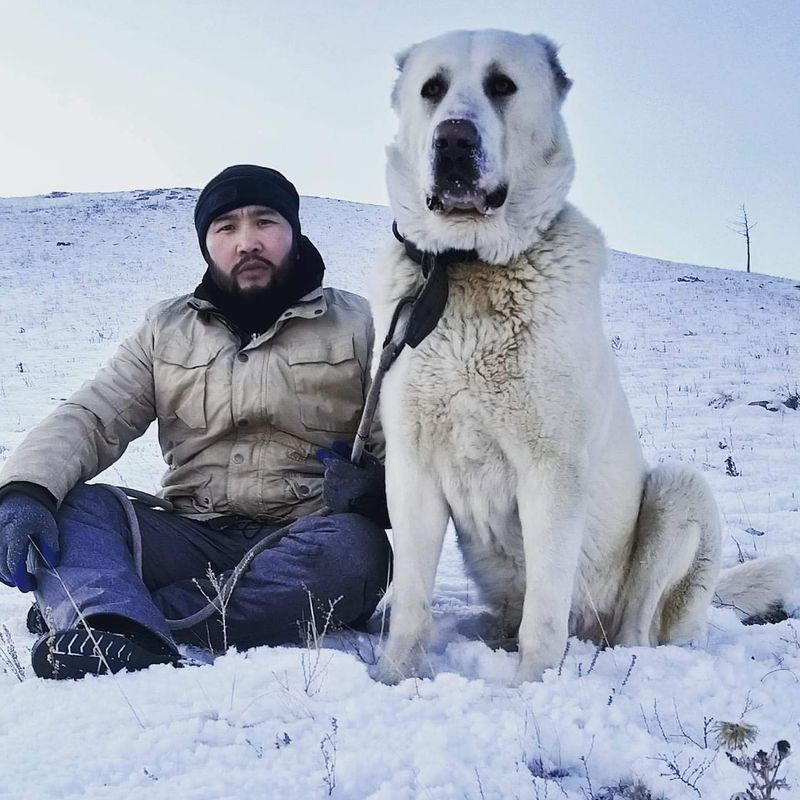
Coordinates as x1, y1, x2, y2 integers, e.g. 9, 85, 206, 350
613, 464, 721, 647
371, 447, 451, 684
714, 556, 799, 620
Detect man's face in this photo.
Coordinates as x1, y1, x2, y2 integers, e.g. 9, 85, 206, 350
205, 205, 294, 295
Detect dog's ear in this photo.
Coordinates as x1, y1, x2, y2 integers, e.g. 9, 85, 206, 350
394, 43, 417, 73
391, 44, 417, 109
529, 35, 572, 100
542, 39, 572, 100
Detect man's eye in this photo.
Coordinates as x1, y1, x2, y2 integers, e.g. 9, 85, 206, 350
257, 218, 274, 226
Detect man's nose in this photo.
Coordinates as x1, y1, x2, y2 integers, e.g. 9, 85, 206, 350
235, 226, 263, 253
236, 231, 262, 253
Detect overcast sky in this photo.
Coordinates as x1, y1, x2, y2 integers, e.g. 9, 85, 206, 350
1, 1, 798, 279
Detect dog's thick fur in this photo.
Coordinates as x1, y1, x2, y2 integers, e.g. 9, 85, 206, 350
370, 29, 797, 685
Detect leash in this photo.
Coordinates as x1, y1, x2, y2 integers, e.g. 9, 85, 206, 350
350, 222, 477, 464
104, 485, 307, 632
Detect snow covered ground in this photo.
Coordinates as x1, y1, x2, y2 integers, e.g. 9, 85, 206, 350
1, 189, 798, 799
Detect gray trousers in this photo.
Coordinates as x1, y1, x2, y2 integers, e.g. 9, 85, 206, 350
34, 483, 392, 652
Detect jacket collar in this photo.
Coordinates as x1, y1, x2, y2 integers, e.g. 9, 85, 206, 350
188, 286, 328, 345
188, 285, 325, 315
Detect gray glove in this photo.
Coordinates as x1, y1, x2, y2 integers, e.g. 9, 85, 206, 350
316, 442, 390, 528
0, 491, 60, 592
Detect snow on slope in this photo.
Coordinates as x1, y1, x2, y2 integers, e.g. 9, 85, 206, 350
1, 189, 799, 800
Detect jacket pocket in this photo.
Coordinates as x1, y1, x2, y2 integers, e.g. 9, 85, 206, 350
154, 334, 223, 429
288, 336, 363, 433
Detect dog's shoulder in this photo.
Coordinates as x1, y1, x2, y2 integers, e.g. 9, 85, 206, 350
548, 203, 606, 252
520, 203, 607, 285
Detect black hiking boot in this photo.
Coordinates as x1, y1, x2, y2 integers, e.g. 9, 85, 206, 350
26, 603, 48, 635
31, 627, 180, 680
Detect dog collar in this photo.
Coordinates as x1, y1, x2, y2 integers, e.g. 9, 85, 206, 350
350, 224, 477, 465
387, 221, 476, 351
392, 221, 478, 276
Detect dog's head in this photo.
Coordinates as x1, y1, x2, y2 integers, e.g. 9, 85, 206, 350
388, 29, 575, 264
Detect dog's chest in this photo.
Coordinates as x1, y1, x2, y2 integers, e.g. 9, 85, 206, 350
399, 267, 545, 452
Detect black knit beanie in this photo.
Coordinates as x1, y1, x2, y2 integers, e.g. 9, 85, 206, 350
194, 164, 301, 260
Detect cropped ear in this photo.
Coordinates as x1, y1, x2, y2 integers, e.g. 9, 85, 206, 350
529, 34, 572, 100
394, 43, 417, 73
391, 44, 417, 109
541, 38, 572, 100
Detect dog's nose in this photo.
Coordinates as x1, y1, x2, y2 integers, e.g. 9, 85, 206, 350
432, 119, 481, 199
433, 119, 480, 154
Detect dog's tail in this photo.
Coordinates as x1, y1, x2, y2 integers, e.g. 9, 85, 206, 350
713, 556, 800, 621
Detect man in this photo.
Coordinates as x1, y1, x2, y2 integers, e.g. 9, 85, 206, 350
0, 164, 391, 679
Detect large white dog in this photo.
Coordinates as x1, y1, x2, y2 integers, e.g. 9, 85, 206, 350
370, 29, 796, 685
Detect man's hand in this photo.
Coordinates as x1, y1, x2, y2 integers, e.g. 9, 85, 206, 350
316, 441, 390, 528
0, 492, 60, 592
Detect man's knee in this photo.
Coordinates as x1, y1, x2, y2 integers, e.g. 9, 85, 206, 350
290, 513, 392, 626
56, 483, 130, 539
341, 513, 393, 588
292, 512, 392, 583
60, 481, 116, 510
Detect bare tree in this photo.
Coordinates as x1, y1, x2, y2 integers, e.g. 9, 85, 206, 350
730, 203, 757, 273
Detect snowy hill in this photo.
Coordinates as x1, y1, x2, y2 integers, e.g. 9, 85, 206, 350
1, 189, 799, 799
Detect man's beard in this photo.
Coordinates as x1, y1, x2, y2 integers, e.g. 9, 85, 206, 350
208, 250, 294, 298
194, 233, 324, 338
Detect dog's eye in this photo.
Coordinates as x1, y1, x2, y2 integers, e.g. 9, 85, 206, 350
485, 74, 517, 99
421, 77, 447, 102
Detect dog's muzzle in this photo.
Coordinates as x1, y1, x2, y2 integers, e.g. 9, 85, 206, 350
428, 119, 507, 214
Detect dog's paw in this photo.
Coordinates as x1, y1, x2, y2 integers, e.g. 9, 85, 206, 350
511, 663, 546, 686
512, 654, 558, 686
370, 652, 429, 684
369, 657, 408, 685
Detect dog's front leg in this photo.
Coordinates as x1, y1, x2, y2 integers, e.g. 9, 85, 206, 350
371, 447, 450, 684
514, 461, 586, 684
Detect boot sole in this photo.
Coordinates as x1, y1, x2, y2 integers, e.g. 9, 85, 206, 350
31, 629, 178, 680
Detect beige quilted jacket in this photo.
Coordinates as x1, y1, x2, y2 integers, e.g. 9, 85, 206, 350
0, 286, 381, 521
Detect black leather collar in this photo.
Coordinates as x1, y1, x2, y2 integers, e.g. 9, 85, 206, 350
386, 221, 479, 350
392, 221, 478, 275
